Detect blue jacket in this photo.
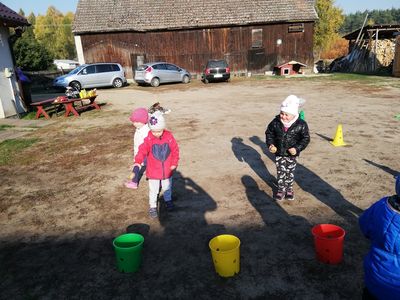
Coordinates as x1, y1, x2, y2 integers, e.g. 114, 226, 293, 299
359, 196, 400, 299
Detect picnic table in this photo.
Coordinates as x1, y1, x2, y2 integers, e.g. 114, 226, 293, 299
31, 96, 100, 119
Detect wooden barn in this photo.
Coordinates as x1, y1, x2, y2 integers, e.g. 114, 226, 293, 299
73, 0, 318, 79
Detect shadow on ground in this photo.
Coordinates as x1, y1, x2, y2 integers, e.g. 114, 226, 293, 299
1, 168, 366, 299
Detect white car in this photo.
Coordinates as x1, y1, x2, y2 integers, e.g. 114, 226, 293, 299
54, 60, 80, 71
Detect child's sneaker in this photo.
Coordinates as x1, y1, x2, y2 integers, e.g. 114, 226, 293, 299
274, 190, 285, 201
165, 200, 174, 211
285, 190, 295, 201
125, 181, 138, 189
149, 208, 158, 218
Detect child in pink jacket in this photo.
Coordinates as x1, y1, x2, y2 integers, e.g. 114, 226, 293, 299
134, 111, 179, 218
125, 107, 150, 189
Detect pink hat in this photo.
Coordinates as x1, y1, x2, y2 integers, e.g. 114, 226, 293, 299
129, 108, 148, 123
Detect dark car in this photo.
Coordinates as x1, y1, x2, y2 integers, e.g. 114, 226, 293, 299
202, 59, 230, 83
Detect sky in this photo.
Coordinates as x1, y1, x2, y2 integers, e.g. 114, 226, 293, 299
1, 0, 399, 16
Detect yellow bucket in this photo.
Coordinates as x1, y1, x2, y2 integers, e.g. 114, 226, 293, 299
209, 234, 240, 277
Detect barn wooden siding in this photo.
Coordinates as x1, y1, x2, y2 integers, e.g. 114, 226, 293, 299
80, 22, 314, 79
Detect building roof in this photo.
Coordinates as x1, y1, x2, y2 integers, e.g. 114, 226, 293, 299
277, 60, 307, 67
0, 2, 30, 27
73, 0, 318, 34
343, 24, 400, 40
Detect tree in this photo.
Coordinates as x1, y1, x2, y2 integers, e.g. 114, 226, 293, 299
341, 8, 400, 34
34, 6, 76, 60
13, 36, 53, 71
314, 0, 345, 59
12, 11, 53, 70
25, 13, 36, 38
320, 37, 348, 59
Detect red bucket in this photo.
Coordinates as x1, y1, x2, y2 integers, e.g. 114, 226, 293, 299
311, 224, 345, 264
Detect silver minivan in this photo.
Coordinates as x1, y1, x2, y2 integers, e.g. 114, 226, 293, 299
134, 62, 191, 87
53, 63, 127, 90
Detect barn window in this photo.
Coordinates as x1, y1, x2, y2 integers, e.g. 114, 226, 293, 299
252, 29, 263, 48
288, 23, 304, 33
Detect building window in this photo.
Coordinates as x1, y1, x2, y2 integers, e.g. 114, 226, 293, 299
288, 23, 304, 33
283, 68, 290, 75
252, 29, 263, 48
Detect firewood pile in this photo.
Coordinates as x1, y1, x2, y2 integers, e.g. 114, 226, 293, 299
374, 39, 395, 66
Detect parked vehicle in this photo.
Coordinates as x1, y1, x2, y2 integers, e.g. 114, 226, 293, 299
53, 59, 80, 71
134, 62, 191, 87
202, 59, 230, 83
53, 63, 127, 90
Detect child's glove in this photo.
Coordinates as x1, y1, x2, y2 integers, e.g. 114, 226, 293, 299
269, 145, 277, 154
288, 148, 297, 155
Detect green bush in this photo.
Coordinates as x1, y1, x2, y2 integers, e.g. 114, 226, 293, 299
13, 36, 53, 71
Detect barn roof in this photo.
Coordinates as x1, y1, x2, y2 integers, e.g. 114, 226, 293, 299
0, 2, 30, 27
73, 0, 318, 34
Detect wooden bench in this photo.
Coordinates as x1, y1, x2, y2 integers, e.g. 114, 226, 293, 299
58, 96, 100, 117
31, 96, 100, 119
30, 98, 60, 119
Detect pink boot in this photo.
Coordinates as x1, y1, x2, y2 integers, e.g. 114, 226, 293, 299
125, 181, 138, 189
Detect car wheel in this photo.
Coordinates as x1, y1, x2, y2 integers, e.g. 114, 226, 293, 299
70, 81, 81, 91
112, 78, 124, 88
151, 77, 160, 87
182, 75, 190, 84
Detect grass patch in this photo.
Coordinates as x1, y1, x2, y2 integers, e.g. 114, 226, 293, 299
0, 124, 15, 131
0, 138, 39, 165
324, 73, 386, 82
22, 112, 38, 120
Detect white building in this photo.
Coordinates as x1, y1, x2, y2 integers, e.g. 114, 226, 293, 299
0, 3, 30, 118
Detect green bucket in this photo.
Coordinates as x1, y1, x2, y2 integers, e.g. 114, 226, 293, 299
113, 233, 144, 273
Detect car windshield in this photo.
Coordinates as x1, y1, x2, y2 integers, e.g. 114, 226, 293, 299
68, 65, 85, 75
207, 60, 228, 68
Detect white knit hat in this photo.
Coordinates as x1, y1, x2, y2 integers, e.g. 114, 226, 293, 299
148, 111, 166, 130
280, 95, 300, 116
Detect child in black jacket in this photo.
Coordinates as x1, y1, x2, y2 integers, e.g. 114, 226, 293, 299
265, 95, 310, 201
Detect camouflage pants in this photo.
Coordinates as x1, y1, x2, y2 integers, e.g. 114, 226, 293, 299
275, 156, 297, 192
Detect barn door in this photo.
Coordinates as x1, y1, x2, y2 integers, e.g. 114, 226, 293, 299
130, 53, 146, 78
247, 48, 266, 73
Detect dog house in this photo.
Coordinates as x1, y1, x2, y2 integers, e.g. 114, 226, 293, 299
275, 61, 307, 76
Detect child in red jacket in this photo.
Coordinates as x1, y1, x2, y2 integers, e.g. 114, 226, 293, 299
134, 111, 179, 218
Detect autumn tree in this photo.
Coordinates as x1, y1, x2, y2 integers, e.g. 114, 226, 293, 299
34, 6, 76, 60
314, 0, 345, 59
320, 37, 348, 59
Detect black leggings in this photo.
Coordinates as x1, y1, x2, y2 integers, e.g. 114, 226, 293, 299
275, 156, 297, 192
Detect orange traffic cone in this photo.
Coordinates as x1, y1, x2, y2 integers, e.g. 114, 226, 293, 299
330, 124, 347, 147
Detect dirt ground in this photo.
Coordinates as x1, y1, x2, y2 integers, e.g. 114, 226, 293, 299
1, 77, 399, 299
